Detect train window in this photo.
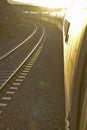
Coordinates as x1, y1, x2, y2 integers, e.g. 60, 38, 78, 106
64, 19, 70, 43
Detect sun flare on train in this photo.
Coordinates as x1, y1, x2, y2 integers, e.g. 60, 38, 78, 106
9, 0, 71, 8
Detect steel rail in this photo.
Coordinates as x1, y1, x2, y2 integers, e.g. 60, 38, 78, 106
0, 25, 37, 61
0, 25, 45, 90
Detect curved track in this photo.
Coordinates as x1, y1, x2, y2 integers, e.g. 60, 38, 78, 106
0, 20, 65, 130
0, 23, 45, 90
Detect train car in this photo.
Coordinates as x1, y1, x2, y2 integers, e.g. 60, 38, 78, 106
63, 5, 87, 130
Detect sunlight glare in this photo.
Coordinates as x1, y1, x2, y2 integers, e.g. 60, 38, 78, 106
10, 0, 71, 8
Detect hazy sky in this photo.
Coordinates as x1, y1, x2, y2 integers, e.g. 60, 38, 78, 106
8, 0, 72, 8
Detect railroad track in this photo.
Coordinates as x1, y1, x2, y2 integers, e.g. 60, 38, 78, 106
0, 24, 46, 91
0, 25, 37, 61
